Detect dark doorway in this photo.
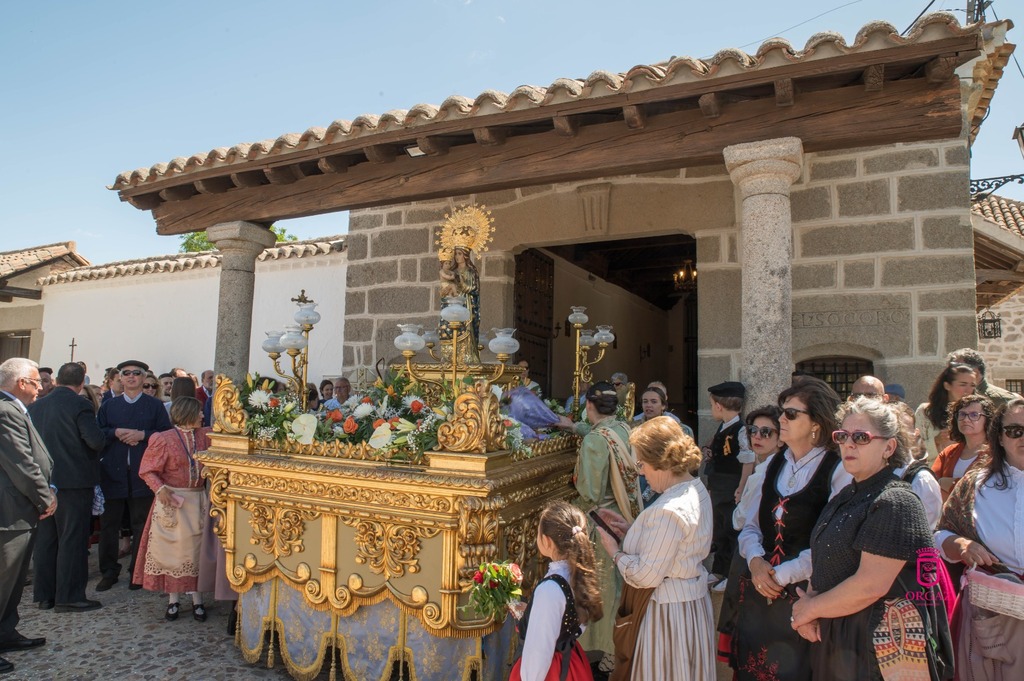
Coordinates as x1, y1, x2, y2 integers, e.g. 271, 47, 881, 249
513, 250, 555, 396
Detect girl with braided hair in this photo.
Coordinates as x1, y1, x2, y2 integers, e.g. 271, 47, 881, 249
511, 500, 602, 681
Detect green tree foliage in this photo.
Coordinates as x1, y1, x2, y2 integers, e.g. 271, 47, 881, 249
178, 224, 298, 252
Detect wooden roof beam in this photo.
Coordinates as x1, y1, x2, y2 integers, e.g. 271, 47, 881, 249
231, 171, 267, 188
0, 286, 41, 300
194, 176, 235, 194
698, 93, 723, 118
863, 64, 885, 92
317, 155, 355, 174
147, 77, 963, 235
158, 184, 197, 202
265, 166, 303, 185
925, 54, 958, 83
473, 127, 508, 146
553, 114, 579, 137
416, 136, 451, 157
364, 144, 400, 163
623, 104, 647, 129
125, 193, 163, 210
976, 268, 1024, 284
775, 78, 794, 106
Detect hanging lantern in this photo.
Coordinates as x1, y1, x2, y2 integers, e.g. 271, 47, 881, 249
978, 308, 1002, 340
673, 260, 697, 292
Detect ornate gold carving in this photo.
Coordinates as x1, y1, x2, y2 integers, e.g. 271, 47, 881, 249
340, 518, 440, 579
205, 466, 230, 543
228, 472, 454, 514
505, 514, 542, 590
457, 496, 501, 587
240, 502, 319, 558
435, 204, 493, 261
212, 375, 247, 434
437, 391, 486, 453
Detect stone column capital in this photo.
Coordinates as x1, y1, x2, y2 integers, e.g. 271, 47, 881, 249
724, 137, 804, 197
207, 221, 278, 258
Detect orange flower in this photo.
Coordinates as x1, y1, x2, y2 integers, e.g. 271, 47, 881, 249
387, 386, 396, 397
361, 396, 373, 404
409, 400, 424, 414
343, 416, 358, 434
327, 409, 343, 423
268, 397, 280, 408
373, 418, 386, 429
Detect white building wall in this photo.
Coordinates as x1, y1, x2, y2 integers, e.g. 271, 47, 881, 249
39, 252, 347, 384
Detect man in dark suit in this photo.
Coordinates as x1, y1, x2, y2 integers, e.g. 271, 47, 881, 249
0, 358, 56, 675
28, 362, 105, 612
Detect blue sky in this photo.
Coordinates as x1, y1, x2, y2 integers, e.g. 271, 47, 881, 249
2, 0, 1021, 264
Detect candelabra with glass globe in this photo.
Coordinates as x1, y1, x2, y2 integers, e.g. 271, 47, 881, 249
260, 290, 321, 410
567, 306, 616, 406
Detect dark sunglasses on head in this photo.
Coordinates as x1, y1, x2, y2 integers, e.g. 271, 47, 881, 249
956, 411, 985, 423
1001, 425, 1024, 439
832, 430, 889, 446
142, 383, 158, 389
781, 407, 809, 420
120, 369, 144, 377
747, 425, 778, 439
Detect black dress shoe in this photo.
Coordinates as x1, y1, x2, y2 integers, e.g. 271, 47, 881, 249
0, 655, 12, 673
192, 604, 207, 622
37, 601, 54, 610
95, 576, 117, 591
128, 582, 142, 591
0, 635, 45, 653
54, 600, 102, 613
165, 603, 179, 621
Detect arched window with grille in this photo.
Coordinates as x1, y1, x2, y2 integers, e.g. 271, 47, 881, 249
795, 356, 875, 399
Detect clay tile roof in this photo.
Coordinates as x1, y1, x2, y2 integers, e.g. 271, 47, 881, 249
41, 236, 345, 286
0, 242, 90, 278
973, 194, 1024, 238
110, 12, 982, 191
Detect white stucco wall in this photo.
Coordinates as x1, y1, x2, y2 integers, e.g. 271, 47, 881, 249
38, 251, 347, 384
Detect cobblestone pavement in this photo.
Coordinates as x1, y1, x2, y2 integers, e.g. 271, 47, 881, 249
5, 561, 732, 680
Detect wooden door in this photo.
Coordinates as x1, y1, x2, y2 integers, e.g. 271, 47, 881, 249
514, 250, 555, 396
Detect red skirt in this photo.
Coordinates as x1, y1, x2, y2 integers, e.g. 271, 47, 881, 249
509, 641, 593, 681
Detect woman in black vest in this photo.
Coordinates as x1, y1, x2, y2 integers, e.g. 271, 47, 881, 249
732, 377, 851, 681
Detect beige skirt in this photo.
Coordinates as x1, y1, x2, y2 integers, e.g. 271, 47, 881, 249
145, 486, 206, 578
630, 594, 716, 681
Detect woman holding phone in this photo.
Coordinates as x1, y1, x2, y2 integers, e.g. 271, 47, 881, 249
594, 416, 714, 680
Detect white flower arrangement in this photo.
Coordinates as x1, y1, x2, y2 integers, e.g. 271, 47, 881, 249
247, 389, 271, 410
352, 402, 375, 419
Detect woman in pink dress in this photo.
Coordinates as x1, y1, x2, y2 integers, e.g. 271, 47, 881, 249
133, 397, 210, 622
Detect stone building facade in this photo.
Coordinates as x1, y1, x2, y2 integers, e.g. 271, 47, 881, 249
342, 136, 975, 436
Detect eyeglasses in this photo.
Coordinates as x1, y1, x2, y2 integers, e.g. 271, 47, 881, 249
1001, 425, 1024, 439
120, 369, 144, 377
612, 382, 623, 387
747, 425, 778, 439
634, 460, 645, 472
849, 392, 880, 400
832, 430, 890, 446
142, 383, 158, 390
19, 376, 41, 387
781, 407, 810, 420
956, 411, 985, 423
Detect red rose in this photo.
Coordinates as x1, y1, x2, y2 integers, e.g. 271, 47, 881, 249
268, 397, 280, 408
473, 571, 484, 584
489, 580, 499, 589
410, 400, 424, 414
327, 409, 343, 423
502, 419, 513, 428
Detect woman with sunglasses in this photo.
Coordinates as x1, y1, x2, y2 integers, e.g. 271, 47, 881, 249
792, 398, 951, 680
914, 363, 978, 463
733, 378, 850, 681
141, 372, 163, 402
936, 398, 1024, 678
716, 406, 781, 671
931, 394, 992, 502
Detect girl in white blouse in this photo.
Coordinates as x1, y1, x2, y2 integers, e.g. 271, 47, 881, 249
511, 501, 603, 681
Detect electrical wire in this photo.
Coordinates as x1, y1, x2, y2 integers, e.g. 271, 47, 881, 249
732, 0, 865, 50
902, 1, 938, 35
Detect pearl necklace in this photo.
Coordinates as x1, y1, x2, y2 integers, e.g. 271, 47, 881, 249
787, 449, 824, 490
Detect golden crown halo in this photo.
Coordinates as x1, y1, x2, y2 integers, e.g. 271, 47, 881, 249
435, 205, 494, 261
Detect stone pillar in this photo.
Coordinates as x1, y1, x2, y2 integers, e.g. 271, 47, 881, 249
724, 137, 803, 409
207, 221, 278, 383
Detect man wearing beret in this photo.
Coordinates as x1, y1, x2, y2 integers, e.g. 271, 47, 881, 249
704, 381, 754, 591
95, 360, 171, 591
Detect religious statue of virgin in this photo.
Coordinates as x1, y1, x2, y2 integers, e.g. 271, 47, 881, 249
435, 205, 493, 364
